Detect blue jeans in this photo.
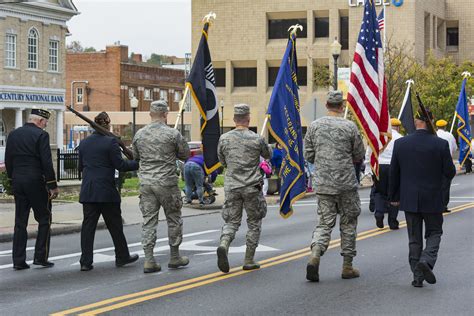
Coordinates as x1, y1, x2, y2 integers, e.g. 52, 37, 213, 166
184, 162, 204, 203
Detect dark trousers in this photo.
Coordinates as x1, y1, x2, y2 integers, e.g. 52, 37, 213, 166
375, 205, 399, 228
373, 164, 399, 227
12, 179, 51, 265
441, 177, 451, 211
80, 203, 130, 266
405, 211, 443, 277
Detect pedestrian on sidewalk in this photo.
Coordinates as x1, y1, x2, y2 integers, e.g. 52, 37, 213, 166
133, 100, 191, 274
216, 104, 272, 273
304, 91, 365, 282
78, 112, 139, 272
389, 108, 456, 288
5, 109, 59, 270
184, 152, 217, 205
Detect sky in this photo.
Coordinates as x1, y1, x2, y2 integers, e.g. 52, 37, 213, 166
67, 0, 191, 59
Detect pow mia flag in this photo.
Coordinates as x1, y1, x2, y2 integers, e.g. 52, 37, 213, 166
186, 22, 221, 173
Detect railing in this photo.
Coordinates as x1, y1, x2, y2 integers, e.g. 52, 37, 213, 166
56, 149, 81, 182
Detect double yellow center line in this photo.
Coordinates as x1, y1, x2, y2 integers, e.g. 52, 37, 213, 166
52, 202, 474, 316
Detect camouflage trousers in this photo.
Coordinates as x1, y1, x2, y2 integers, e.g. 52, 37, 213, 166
139, 184, 183, 263
221, 186, 267, 249
311, 190, 361, 258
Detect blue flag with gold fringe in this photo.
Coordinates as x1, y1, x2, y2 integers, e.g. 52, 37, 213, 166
267, 32, 306, 218
456, 77, 472, 167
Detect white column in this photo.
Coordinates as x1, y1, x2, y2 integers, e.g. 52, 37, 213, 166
56, 110, 64, 150
15, 109, 23, 128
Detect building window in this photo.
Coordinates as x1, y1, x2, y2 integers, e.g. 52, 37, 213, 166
268, 66, 307, 87
446, 27, 459, 46
5, 34, 16, 68
48, 40, 59, 72
174, 90, 182, 102
340, 16, 349, 50
128, 87, 135, 98
214, 68, 226, 87
144, 88, 152, 100
315, 17, 330, 38
268, 18, 307, 39
28, 28, 39, 69
76, 87, 83, 104
160, 89, 168, 101
234, 67, 257, 87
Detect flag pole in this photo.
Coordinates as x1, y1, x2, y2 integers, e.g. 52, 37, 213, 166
383, 0, 387, 53
260, 114, 268, 137
450, 71, 472, 134
398, 79, 414, 119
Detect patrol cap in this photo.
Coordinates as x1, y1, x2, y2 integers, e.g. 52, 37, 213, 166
31, 108, 51, 120
234, 104, 250, 115
327, 90, 344, 105
415, 108, 434, 122
436, 119, 448, 127
390, 118, 401, 127
150, 100, 169, 113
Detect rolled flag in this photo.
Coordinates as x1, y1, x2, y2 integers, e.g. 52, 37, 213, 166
399, 83, 416, 134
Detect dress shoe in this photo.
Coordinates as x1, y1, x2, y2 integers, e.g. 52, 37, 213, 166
411, 279, 423, 288
375, 217, 384, 229
13, 262, 30, 270
115, 254, 139, 267
33, 260, 54, 268
389, 226, 399, 230
443, 208, 451, 213
416, 261, 436, 284
80, 264, 93, 271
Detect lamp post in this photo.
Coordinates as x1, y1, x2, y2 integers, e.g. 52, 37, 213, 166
130, 96, 139, 137
220, 99, 224, 135
330, 38, 342, 91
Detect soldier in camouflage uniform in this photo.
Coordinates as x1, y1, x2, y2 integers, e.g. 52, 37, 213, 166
132, 100, 190, 273
216, 104, 272, 273
303, 91, 365, 282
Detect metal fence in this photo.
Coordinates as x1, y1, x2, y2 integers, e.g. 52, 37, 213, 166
56, 149, 81, 182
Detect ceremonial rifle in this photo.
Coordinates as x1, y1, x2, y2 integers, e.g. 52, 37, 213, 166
415, 92, 436, 135
66, 106, 134, 160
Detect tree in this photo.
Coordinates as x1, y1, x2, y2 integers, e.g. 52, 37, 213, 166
312, 62, 332, 89
146, 53, 167, 65
84, 47, 96, 52
67, 41, 84, 53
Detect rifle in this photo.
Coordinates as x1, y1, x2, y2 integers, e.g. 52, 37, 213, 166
66, 106, 134, 160
415, 92, 436, 135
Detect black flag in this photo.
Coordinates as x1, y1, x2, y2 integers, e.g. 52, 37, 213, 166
399, 85, 416, 134
186, 22, 221, 174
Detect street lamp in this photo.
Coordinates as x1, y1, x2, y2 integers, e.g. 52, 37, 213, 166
330, 37, 342, 91
220, 99, 224, 135
130, 96, 139, 137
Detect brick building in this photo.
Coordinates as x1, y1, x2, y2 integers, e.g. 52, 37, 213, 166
65, 44, 189, 146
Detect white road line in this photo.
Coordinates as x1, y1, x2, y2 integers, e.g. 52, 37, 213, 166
0, 230, 219, 270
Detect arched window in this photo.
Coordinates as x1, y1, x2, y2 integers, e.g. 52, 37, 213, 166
28, 28, 39, 69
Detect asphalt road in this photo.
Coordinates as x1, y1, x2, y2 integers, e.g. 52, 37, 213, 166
0, 174, 473, 316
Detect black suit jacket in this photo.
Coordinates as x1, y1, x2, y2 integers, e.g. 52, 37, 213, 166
5, 123, 57, 189
389, 129, 456, 213
78, 133, 138, 203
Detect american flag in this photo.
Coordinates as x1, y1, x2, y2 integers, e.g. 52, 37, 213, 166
378, 8, 385, 30
347, 0, 390, 178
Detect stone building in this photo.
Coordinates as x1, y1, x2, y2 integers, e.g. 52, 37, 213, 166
0, 0, 78, 159
190, 0, 474, 140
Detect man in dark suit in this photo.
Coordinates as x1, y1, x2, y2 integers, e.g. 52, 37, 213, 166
5, 109, 59, 270
78, 112, 139, 271
389, 108, 456, 288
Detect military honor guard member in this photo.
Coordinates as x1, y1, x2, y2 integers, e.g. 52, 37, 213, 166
132, 100, 191, 274
389, 109, 456, 287
304, 91, 365, 282
372, 118, 403, 229
435, 119, 458, 212
78, 112, 139, 271
216, 104, 272, 273
5, 109, 59, 270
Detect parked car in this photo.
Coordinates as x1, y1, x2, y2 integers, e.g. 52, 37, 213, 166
188, 141, 202, 157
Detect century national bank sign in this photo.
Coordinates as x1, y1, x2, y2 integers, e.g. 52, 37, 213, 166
0, 92, 64, 104
348, 0, 404, 6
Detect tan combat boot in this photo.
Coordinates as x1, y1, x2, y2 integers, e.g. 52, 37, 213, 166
242, 247, 260, 270
341, 256, 360, 279
168, 246, 190, 269
143, 261, 161, 274
217, 238, 231, 273
306, 246, 321, 282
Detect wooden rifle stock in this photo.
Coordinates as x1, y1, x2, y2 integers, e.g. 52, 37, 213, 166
66, 106, 134, 160
414, 93, 436, 135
